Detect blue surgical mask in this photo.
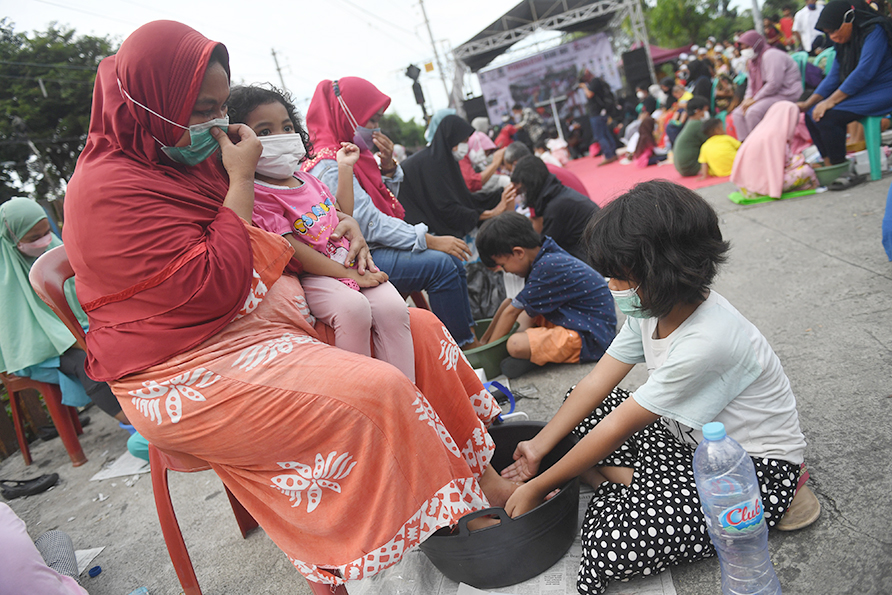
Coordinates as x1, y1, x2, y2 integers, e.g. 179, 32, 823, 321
354, 125, 380, 152
118, 78, 228, 166
610, 286, 653, 319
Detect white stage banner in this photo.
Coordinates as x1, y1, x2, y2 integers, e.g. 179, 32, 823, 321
477, 33, 621, 125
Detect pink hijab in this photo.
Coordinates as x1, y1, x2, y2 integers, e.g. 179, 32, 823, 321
731, 101, 804, 198
739, 30, 768, 93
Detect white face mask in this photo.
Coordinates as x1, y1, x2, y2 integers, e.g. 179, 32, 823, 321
740, 48, 755, 61
453, 142, 470, 161
636, 91, 647, 100
255, 134, 307, 179
18, 232, 53, 257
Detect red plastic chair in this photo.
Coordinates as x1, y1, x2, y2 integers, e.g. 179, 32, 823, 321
30, 246, 347, 595
0, 372, 86, 467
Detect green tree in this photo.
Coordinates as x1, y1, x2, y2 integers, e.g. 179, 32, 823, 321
642, 0, 753, 47
0, 19, 117, 207
379, 113, 426, 150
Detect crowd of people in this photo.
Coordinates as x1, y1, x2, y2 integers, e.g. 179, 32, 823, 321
11, 2, 891, 592
477, 0, 890, 198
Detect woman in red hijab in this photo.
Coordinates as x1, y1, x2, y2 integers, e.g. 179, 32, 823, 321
303, 77, 483, 348
63, 20, 514, 590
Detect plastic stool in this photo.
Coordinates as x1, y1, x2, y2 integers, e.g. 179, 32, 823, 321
861, 116, 884, 181
1, 373, 86, 467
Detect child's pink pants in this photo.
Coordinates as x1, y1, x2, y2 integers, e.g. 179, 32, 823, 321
300, 275, 415, 382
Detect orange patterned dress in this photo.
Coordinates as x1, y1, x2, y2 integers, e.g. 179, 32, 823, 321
112, 226, 500, 585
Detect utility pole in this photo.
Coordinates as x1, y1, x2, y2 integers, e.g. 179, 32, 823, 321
418, 0, 451, 104
751, 0, 763, 36
271, 49, 288, 92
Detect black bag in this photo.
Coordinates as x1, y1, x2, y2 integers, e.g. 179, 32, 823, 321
465, 262, 506, 320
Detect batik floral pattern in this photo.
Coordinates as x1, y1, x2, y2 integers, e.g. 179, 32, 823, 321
412, 391, 461, 458
232, 332, 322, 372
234, 269, 268, 320
271, 452, 357, 513
288, 477, 489, 585
128, 368, 221, 424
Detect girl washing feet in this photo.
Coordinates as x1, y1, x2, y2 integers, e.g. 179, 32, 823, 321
501, 181, 812, 594
228, 85, 415, 380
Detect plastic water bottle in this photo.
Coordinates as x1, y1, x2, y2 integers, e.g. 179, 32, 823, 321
693, 422, 782, 595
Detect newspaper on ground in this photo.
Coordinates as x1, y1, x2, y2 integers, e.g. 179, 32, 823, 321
348, 489, 676, 595
75, 547, 105, 575
90, 450, 150, 481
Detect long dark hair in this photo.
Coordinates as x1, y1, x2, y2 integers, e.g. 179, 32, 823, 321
584, 180, 729, 318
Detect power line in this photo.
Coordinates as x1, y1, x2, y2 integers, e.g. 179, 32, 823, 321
0, 73, 93, 84
0, 59, 98, 71
30, 0, 143, 27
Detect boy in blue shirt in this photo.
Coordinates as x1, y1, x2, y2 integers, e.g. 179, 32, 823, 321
477, 212, 616, 378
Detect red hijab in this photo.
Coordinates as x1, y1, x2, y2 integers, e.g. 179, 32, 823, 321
62, 21, 254, 381
302, 77, 405, 219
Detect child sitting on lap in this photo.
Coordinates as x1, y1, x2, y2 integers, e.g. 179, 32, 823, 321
228, 84, 415, 380
476, 212, 616, 379
698, 117, 741, 179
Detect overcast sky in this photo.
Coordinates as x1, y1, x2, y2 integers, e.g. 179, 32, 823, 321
8, 0, 531, 122
8, 0, 760, 121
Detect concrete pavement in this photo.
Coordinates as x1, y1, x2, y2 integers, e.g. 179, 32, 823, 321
2, 176, 891, 594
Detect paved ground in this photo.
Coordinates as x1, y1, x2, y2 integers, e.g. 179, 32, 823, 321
2, 177, 891, 595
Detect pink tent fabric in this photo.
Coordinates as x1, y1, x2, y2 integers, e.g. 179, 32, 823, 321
731, 101, 803, 199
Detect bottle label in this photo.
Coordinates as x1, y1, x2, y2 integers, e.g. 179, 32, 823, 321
718, 497, 764, 533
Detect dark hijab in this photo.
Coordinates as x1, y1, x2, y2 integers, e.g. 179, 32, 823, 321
398, 115, 502, 238
817, 0, 892, 82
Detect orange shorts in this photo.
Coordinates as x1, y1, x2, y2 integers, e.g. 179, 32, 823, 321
525, 316, 582, 366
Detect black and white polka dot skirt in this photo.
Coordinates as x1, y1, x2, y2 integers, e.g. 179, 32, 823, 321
570, 387, 799, 595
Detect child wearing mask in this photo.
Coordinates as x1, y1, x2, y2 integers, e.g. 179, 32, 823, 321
227, 84, 415, 381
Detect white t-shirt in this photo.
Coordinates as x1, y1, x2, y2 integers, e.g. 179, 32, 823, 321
607, 291, 805, 464
793, 3, 826, 52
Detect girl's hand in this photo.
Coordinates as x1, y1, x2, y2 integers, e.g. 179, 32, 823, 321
372, 131, 394, 165
795, 100, 810, 112
504, 482, 548, 518
337, 142, 361, 167
740, 97, 755, 114
349, 269, 389, 287
330, 213, 377, 274
211, 124, 261, 182
500, 440, 543, 482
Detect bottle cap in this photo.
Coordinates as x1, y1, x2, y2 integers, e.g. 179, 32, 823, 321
702, 422, 726, 440
88, 565, 102, 578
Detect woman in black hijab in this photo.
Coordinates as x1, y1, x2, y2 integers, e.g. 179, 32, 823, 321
509, 155, 598, 261
399, 115, 515, 238
797, 0, 892, 166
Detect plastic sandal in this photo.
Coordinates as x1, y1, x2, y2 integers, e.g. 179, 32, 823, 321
0, 473, 59, 500
828, 173, 868, 191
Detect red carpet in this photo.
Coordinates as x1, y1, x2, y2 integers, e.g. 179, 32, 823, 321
566, 155, 730, 207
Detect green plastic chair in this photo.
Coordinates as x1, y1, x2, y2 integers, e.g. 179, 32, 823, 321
860, 116, 884, 181
710, 77, 719, 113
815, 46, 836, 75
790, 51, 809, 88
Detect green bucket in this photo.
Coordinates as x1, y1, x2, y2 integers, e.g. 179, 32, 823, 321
463, 318, 519, 380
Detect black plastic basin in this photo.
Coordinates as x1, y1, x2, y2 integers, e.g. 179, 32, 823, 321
419, 421, 580, 589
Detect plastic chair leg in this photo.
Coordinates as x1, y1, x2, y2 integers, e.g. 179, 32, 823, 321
224, 486, 259, 538
8, 391, 32, 466
68, 406, 83, 435
861, 116, 883, 181
149, 446, 202, 595
40, 384, 87, 467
